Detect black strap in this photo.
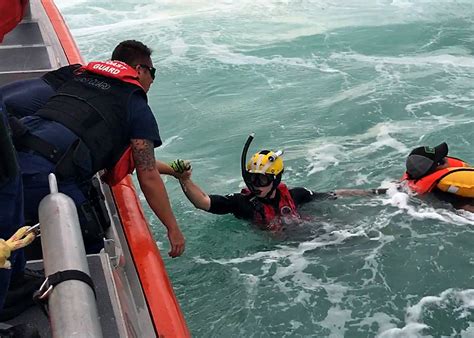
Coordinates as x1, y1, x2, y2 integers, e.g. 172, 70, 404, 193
48, 270, 96, 298
8, 115, 63, 164
33, 269, 96, 318
18, 133, 63, 163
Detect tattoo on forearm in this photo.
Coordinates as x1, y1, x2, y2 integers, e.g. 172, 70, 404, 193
131, 139, 155, 171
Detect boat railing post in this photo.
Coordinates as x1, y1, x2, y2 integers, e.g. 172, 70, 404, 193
38, 173, 103, 337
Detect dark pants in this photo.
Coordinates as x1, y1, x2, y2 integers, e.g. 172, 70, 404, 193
0, 175, 24, 311
0, 99, 24, 311
18, 156, 87, 225
18, 152, 104, 255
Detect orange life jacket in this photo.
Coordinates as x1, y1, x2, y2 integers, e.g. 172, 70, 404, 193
402, 157, 469, 195
241, 183, 300, 231
81, 61, 144, 89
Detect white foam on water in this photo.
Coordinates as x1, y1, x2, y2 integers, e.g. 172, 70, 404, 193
306, 143, 344, 175
69, 14, 172, 38
55, 0, 88, 9
56, 0, 474, 71
388, 0, 414, 9
461, 324, 474, 338
406, 95, 474, 114
319, 305, 352, 337
304, 114, 473, 176
193, 232, 360, 303
355, 173, 370, 185
169, 37, 189, 59
159, 134, 181, 148
377, 322, 429, 338
200, 34, 318, 68
360, 233, 395, 288
382, 187, 474, 226
289, 319, 303, 330
332, 52, 474, 69
317, 81, 378, 108
359, 311, 398, 334
365, 124, 408, 153
231, 268, 260, 308
378, 288, 474, 337
303, 122, 411, 175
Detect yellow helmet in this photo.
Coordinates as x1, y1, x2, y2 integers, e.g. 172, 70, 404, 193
246, 150, 284, 176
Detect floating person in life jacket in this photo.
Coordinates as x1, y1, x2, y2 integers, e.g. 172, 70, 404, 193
402, 142, 474, 212
171, 134, 382, 232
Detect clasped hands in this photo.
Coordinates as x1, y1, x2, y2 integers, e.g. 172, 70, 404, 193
169, 159, 192, 180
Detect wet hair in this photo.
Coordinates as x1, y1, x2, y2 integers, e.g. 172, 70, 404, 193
111, 40, 152, 67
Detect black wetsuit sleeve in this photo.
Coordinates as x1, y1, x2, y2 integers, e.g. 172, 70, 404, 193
290, 187, 336, 207
208, 193, 254, 220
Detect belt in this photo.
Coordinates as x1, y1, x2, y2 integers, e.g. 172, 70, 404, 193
15, 133, 63, 164
8, 115, 64, 164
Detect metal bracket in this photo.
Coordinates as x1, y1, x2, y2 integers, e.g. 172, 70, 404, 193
103, 238, 119, 268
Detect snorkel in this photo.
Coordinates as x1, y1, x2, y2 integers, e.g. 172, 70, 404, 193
241, 133, 284, 199
241, 133, 257, 194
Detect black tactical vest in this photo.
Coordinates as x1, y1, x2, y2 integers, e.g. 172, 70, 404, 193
37, 71, 146, 179
42, 64, 82, 90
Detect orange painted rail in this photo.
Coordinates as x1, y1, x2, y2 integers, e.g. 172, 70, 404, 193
113, 177, 190, 337
41, 0, 83, 64
41, 1, 190, 336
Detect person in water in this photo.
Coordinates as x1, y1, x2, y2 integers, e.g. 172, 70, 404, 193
402, 142, 474, 212
171, 134, 383, 231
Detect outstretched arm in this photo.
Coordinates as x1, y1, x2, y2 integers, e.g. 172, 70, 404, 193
459, 204, 474, 213
178, 170, 211, 211
131, 139, 185, 258
334, 188, 388, 197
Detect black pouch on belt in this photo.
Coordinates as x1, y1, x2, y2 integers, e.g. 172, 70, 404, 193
78, 176, 111, 245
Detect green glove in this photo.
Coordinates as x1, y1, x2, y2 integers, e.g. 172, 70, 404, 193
170, 159, 191, 174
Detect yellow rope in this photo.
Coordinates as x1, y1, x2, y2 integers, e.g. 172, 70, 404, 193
0, 226, 37, 269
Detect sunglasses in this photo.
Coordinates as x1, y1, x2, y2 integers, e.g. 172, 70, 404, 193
137, 64, 156, 80
249, 173, 275, 187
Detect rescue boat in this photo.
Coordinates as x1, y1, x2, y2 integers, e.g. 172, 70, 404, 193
0, 0, 190, 336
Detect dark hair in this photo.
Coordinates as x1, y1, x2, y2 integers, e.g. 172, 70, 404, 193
111, 40, 152, 67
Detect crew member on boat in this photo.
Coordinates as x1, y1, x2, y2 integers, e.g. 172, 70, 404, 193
402, 142, 474, 212
1, 40, 185, 259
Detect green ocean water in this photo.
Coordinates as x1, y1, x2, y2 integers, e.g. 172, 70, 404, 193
56, 1, 474, 336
